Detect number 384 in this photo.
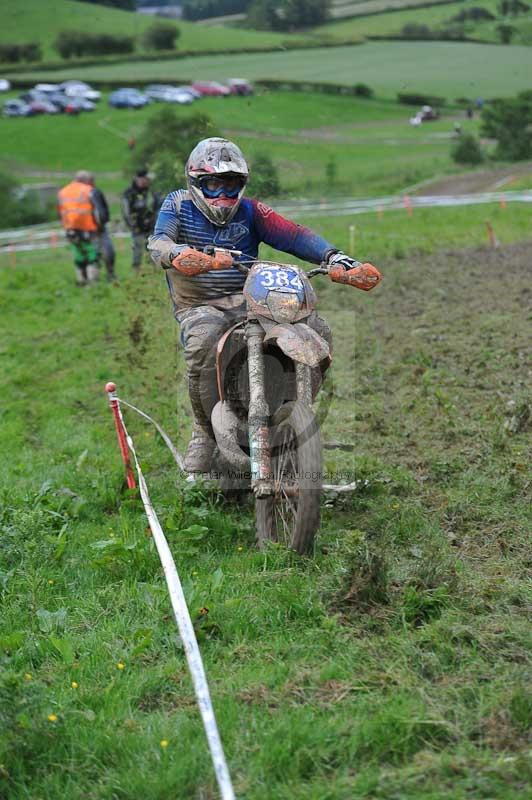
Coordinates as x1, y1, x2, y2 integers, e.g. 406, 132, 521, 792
259, 268, 303, 290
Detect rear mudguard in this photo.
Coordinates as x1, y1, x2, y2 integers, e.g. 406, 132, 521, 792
263, 322, 330, 368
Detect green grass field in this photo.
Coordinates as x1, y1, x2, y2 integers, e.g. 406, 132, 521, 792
0, 0, 306, 62
9, 41, 532, 100
1, 203, 531, 798
0, 90, 487, 207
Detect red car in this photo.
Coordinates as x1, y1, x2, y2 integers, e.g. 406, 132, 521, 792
191, 81, 230, 97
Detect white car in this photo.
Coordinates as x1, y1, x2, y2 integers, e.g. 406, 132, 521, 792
59, 80, 101, 102
0, 78, 11, 92
34, 83, 61, 94
145, 84, 194, 104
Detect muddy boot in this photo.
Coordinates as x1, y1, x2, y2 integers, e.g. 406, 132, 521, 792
183, 423, 216, 474
184, 372, 217, 475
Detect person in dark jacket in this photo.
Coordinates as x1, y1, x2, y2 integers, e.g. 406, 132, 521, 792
88, 175, 116, 281
121, 169, 159, 271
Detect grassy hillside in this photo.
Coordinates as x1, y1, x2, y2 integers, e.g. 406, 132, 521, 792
0, 90, 487, 205
313, 0, 532, 45
8, 40, 532, 98
0, 0, 304, 62
1, 206, 531, 797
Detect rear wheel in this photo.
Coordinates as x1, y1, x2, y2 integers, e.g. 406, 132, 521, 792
255, 401, 321, 555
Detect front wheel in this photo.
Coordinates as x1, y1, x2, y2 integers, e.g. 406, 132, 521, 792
255, 401, 322, 555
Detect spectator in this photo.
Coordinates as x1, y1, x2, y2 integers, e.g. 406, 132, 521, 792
57, 170, 105, 286
121, 169, 159, 272
87, 175, 116, 282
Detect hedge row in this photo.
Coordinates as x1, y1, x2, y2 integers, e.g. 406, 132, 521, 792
0, 38, 363, 73
255, 79, 373, 97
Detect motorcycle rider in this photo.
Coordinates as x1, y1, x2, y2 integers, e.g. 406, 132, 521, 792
148, 138, 379, 475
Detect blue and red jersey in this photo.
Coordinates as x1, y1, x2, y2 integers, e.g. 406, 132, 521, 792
149, 189, 334, 306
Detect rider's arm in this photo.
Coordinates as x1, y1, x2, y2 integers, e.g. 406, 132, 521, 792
147, 190, 187, 268
250, 199, 335, 265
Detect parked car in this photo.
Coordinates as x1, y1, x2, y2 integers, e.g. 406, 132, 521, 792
145, 84, 194, 104
227, 78, 253, 96
70, 96, 96, 112
19, 92, 60, 115
3, 99, 35, 117
175, 85, 202, 99
191, 81, 230, 97
28, 99, 60, 115
59, 81, 101, 102
109, 88, 150, 109
0, 78, 11, 92
47, 92, 81, 114
34, 83, 61, 94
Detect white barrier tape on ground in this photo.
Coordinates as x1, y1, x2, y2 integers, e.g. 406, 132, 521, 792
115, 396, 185, 472
2, 190, 532, 256
121, 418, 236, 800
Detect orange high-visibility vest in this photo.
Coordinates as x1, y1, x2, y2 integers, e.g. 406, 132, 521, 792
57, 181, 98, 232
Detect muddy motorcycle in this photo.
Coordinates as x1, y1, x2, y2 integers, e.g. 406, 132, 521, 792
171, 247, 381, 554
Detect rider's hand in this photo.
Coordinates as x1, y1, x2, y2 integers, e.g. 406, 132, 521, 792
327, 251, 362, 271
171, 246, 233, 276
329, 261, 382, 291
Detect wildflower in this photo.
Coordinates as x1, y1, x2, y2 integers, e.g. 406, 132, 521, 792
117, 662, 125, 670
237, 546, 243, 552
47, 714, 58, 723
160, 739, 169, 749
48, 579, 55, 585
71, 681, 79, 689
192, 571, 198, 576
24, 673, 32, 681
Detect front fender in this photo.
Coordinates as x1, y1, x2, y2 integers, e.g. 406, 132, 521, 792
263, 322, 330, 368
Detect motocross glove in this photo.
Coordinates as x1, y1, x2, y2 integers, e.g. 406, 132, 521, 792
326, 251, 362, 271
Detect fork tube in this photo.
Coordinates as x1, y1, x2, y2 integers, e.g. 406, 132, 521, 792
246, 323, 272, 492
296, 362, 312, 406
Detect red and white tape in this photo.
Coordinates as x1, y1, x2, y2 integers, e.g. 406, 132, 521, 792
105, 382, 235, 800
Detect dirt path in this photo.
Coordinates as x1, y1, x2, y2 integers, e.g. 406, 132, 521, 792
411, 162, 532, 196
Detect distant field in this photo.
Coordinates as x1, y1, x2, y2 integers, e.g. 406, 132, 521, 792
0, 0, 305, 62
9, 41, 532, 100
328, 0, 458, 19
314, 0, 532, 45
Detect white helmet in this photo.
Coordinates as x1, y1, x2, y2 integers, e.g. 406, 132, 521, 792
186, 137, 249, 226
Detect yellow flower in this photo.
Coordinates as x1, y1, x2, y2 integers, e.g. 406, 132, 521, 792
237, 546, 243, 552
71, 681, 79, 689
24, 673, 32, 681
192, 571, 198, 576
160, 739, 169, 749
47, 714, 58, 723
48, 579, 54, 585
116, 662, 125, 670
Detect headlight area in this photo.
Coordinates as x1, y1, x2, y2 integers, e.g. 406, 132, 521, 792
266, 290, 302, 323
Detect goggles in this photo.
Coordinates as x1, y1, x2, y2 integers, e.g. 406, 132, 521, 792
199, 175, 244, 199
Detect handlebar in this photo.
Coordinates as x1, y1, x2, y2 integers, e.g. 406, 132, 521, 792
170, 246, 381, 290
